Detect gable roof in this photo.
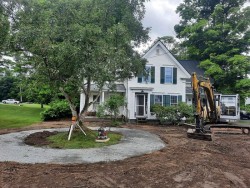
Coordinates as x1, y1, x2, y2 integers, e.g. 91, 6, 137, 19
143, 40, 191, 78
178, 60, 205, 76
179, 60, 215, 84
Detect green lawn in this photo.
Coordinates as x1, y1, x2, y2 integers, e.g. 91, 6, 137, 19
48, 130, 122, 149
0, 103, 48, 129
238, 120, 250, 125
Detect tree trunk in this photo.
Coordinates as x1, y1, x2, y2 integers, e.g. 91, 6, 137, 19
59, 87, 89, 130
41, 103, 43, 108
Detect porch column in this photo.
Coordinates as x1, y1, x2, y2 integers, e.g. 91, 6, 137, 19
80, 91, 85, 113
101, 91, 105, 103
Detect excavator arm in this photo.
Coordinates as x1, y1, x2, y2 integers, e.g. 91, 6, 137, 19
188, 72, 219, 141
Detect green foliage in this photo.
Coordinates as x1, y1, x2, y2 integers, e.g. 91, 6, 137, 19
41, 100, 71, 121
0, 103, 46, 129
97, 94, 125, 122
241, 105, 250, 113
0, 76, 19, 101
151, 105, 178, 125
0, 4, 9, 54
8, 0, 149, 120
47, 130, 122, 149
105, 94, 125, 119
96, 103, 106, 118
151, 102, 193, 125
23, 76, 55, 105
176, 102, 194, 119
175, 0, 250, 97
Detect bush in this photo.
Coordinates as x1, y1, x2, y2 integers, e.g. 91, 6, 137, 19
97, 94, 125, 120
241, 105, 250, 113
96, 94, 125, 126
41, 100, 71, 121
176, 102, 194, 123
151, 105, 178, 125
151, 103, 194, 125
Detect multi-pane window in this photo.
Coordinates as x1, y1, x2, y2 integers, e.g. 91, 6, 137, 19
160, 67, 177, 84
165, 67, 173, 83
150, 94, 182, 110
170, 96, 178, 106
138, 66, 155, 83
154, 95, 162, 105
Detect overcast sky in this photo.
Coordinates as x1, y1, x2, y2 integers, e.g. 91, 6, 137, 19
137, 0, 183, 51
143, 0, 183, 42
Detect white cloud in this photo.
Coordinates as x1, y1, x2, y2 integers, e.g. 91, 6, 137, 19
143, 0, 183, 42
135, 0, 183, 53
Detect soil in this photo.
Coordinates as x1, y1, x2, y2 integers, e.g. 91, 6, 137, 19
24, 131, 58, 147
0, 121, 250, 188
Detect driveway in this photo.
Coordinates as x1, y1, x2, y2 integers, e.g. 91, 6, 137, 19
0, 127, 165, 164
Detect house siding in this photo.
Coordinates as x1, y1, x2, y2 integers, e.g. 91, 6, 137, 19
79, 41, 191, 121
126, 41, 190, 120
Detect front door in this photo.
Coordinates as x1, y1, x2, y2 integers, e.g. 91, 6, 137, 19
136, 94, 145, 117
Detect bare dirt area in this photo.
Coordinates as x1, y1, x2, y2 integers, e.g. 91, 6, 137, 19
0, 122, 250, 188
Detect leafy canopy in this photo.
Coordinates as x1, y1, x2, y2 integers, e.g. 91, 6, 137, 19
175, 0, 250, 101
10, 0, 149, 118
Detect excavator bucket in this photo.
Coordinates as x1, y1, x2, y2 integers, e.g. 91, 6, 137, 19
187, 128, 212, 141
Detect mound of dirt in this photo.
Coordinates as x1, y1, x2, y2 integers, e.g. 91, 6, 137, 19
24, 131, 58, 146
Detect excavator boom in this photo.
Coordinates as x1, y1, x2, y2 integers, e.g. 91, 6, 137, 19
187, 72, 218, 141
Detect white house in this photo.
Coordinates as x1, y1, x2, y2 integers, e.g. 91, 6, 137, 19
79, 41, 199, 121
79, 40, 241, 122
125, 41, 190, 121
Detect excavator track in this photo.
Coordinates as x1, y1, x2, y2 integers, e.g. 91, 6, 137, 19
187, 128, 212, 141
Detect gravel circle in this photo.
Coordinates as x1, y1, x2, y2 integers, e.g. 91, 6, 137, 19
0, 127, 166, 164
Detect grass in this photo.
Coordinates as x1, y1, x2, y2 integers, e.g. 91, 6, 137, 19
0, 103, 48, 129
238, 120, 250, 125
47, 130, 123, 149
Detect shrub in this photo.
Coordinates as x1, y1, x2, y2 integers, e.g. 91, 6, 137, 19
151, 105, 178, 125
241, 105, 250, 113
176, 102, 194, 123
41, 100, 71, 121
151, 103, 194, 125
96, 94, 125, 126
105, 94, 125, 120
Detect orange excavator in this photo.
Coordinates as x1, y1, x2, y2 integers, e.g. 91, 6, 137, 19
187, 72, 221, 141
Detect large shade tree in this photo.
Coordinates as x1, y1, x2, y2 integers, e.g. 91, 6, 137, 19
175, 0, 250, 101
0, 4, 9, 54
0, 3, 10, 74
8, 0, 149, 124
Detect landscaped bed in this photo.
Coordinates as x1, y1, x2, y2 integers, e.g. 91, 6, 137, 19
24, 130, 122, 149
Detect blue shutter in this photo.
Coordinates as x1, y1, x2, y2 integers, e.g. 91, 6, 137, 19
173, 67, 177, 84
160, 67, 165, 84
163, 95, 170, 106
151, 66, 155, 83
150, 94, 155, 106
178, 95, 182, 103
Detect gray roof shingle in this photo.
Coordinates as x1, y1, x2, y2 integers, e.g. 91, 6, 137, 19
178, 60, 205, 76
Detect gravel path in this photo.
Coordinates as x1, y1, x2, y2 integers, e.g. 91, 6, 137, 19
0, 127, 165, 164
